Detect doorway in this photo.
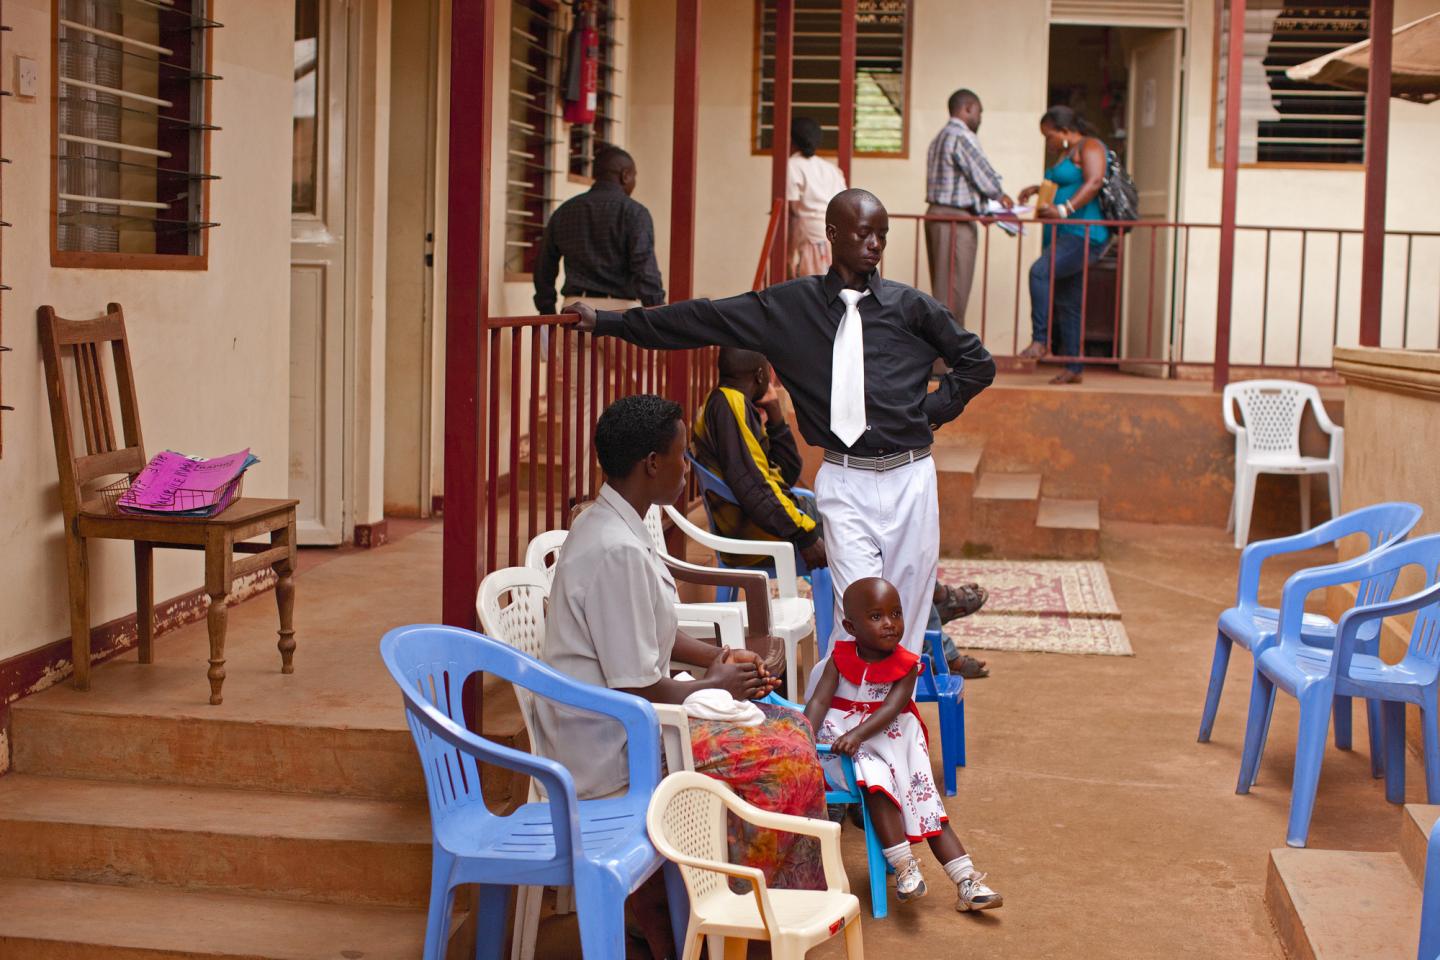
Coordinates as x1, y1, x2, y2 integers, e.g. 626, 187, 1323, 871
1045, 23, 1183, 372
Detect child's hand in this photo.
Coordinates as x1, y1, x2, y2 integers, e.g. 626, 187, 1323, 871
832, 731, 863, 757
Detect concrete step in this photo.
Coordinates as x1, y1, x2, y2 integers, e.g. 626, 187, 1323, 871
10, 687, 528, 803
962, 472, 1100, 559
1402, 804, 1440, 887
1265, 847, 1420, 960
0, 877, 470, 960
934, 441, 984, 556
1034, 497, 1102, 558
0, 774, 432, 906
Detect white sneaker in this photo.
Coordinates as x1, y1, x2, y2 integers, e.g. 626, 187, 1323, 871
895, 856, 927, 902
956, 872, 1003, 911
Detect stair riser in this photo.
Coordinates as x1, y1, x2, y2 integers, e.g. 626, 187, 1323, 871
11, 709, 426, 801
936, 471, 975, 556
962, 500, 1098, 559
0, 820, 432, 907
1265, 854, 1318, 960
1401, 805, 1437, 887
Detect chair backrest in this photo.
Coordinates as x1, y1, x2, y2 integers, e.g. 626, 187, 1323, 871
1324, 502, 1425, 609
475, 566, 551, 736
1223, 379, 1322, 460
644, 505, 668, 555
38, 303, 146, 520
525, 529, 569, 584
646, 771, 734, 904
1421, 818, 1440, 960
381, 624, 661, 822
686, 452, 736, 535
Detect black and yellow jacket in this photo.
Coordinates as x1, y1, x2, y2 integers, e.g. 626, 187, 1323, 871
691, 386, 820, 564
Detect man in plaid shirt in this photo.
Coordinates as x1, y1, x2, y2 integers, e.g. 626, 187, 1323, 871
925, 89, 1012, 328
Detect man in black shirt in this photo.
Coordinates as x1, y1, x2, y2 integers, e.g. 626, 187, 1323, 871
533, 147, 666, 314
568, 188, 995, 655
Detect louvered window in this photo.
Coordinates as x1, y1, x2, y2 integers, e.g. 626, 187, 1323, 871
566, 0, 621, 180
507, 0, 560, 276
53, 0, 219, 266
754, 0, 912, 157
1214, 2, 1368, 166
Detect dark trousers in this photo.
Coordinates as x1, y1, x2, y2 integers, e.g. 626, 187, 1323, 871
1029, 232, 1104, 373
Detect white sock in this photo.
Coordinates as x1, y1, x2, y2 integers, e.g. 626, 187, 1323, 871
882, 842, 912, 870
943, 854, 975, 885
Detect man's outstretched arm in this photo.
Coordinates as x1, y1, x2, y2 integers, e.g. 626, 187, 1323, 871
564, 291, 772, 353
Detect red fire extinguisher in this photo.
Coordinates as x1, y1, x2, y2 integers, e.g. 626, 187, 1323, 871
563, 4, 598, 125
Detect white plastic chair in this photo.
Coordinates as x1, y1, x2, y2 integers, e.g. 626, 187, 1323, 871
648, 505, 817, 701
647, 771, 864, 960
1224, 380, 1343, 549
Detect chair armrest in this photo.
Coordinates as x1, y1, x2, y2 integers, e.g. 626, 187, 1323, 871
1332, 578, 1440, 676
1272, 550, 1396, 650
1222, 392, 1242, 436
664, 557, 772, 636
652, 703, 693, 774
676, 603, 746, 650
1309, 394, 1341, 436
1236, 520, 1358, 610
663, 505, 799, 598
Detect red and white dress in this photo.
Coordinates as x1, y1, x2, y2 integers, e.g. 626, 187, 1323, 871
815, 640, 948, 841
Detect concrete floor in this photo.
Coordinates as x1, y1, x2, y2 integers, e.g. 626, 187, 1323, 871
20, 516, 1430, 959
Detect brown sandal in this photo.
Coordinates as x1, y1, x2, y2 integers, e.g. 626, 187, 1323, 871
948, 654, 990, 679
936, 582, 988, 623
1049, 369, 1083, 385
1017, 341, 1047, 360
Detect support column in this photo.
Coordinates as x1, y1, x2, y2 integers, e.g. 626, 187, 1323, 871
768, 0, 794, 284
1358, 0, 1393, 348
441, 0, 494, 629
1212, 0, 1245, 391
837, 0, 856, 183
668, 0, 701, 411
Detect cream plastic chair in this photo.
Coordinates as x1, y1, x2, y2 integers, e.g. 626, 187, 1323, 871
648, 505, 817, 701
1224, 379, 1343, 549
647, 771, 864, 960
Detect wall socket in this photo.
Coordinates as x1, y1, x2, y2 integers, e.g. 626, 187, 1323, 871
15, 57, 37, 99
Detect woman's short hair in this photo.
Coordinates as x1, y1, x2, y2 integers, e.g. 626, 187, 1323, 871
594, 394, 685, 479
1040, 105, 1095, 136
791, 116, 823, 158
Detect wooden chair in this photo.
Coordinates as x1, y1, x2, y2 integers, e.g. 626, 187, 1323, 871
39, 303, 300, 705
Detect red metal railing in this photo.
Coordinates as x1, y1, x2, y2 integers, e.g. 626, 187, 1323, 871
881, 212, 1440, 379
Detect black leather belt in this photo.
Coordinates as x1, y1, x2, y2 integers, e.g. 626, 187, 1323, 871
565, 290, 625, 300
822, 446, 932, 472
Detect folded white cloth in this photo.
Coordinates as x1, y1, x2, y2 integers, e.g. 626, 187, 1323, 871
682, 687, 765, 726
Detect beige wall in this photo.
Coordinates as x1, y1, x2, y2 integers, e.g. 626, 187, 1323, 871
0, 0, 295, 664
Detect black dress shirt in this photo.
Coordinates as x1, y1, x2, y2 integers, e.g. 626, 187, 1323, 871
533, 181, 666, 314
595, 268, 996, 456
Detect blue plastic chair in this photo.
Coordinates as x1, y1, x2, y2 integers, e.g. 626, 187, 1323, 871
380, 624, 683, 959
1235, 534, 1440, 847
917, 628, 967, 796
758, 691, 891, 919
1420, 819, 1440, 960
1198, 502, 1423, 780
687, 452, 836, 646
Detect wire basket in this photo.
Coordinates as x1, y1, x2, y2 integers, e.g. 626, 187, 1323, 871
94, 475, 244, 516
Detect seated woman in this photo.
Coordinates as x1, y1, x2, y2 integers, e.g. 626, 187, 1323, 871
534, 393, 828, 958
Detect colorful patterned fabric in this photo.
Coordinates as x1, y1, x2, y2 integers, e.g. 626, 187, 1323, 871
689, 700, 827, 891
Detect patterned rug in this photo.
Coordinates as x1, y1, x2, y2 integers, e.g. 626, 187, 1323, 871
938, 559, 1132, 657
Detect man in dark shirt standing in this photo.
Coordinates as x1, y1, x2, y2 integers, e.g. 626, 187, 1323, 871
568, 188, 996, 655
533, 146, 666, 315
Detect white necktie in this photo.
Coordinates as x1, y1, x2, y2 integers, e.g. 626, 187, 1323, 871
831, 288, 870, 447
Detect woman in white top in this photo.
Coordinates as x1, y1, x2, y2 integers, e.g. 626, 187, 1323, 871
786, 116, 848, 278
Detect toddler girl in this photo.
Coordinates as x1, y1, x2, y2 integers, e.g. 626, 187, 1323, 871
804, 576, 1003, 911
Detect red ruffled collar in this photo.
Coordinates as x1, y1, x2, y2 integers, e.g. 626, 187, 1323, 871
832, 640, 920, 686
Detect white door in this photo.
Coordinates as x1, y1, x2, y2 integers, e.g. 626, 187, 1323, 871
290, 0, 347, 544
1121, 27, 1182, 373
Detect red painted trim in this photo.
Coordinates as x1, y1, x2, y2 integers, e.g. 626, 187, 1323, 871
353, 519, 389, 549
768, 0, 793, 284
441, 0, 494, 631
837, 0, 856, 183
670, 0, 701, 304
0, 570, 276, 774
1212, 0, 1246, 390
1358, 0, 1393, 348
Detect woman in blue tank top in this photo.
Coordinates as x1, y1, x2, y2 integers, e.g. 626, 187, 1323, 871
1016, 106, 1110, 384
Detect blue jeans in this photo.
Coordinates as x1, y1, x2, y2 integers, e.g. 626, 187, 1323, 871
1030, 232, 1105, 374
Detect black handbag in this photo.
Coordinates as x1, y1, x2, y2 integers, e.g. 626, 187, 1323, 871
1097, 147, 1140, 232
